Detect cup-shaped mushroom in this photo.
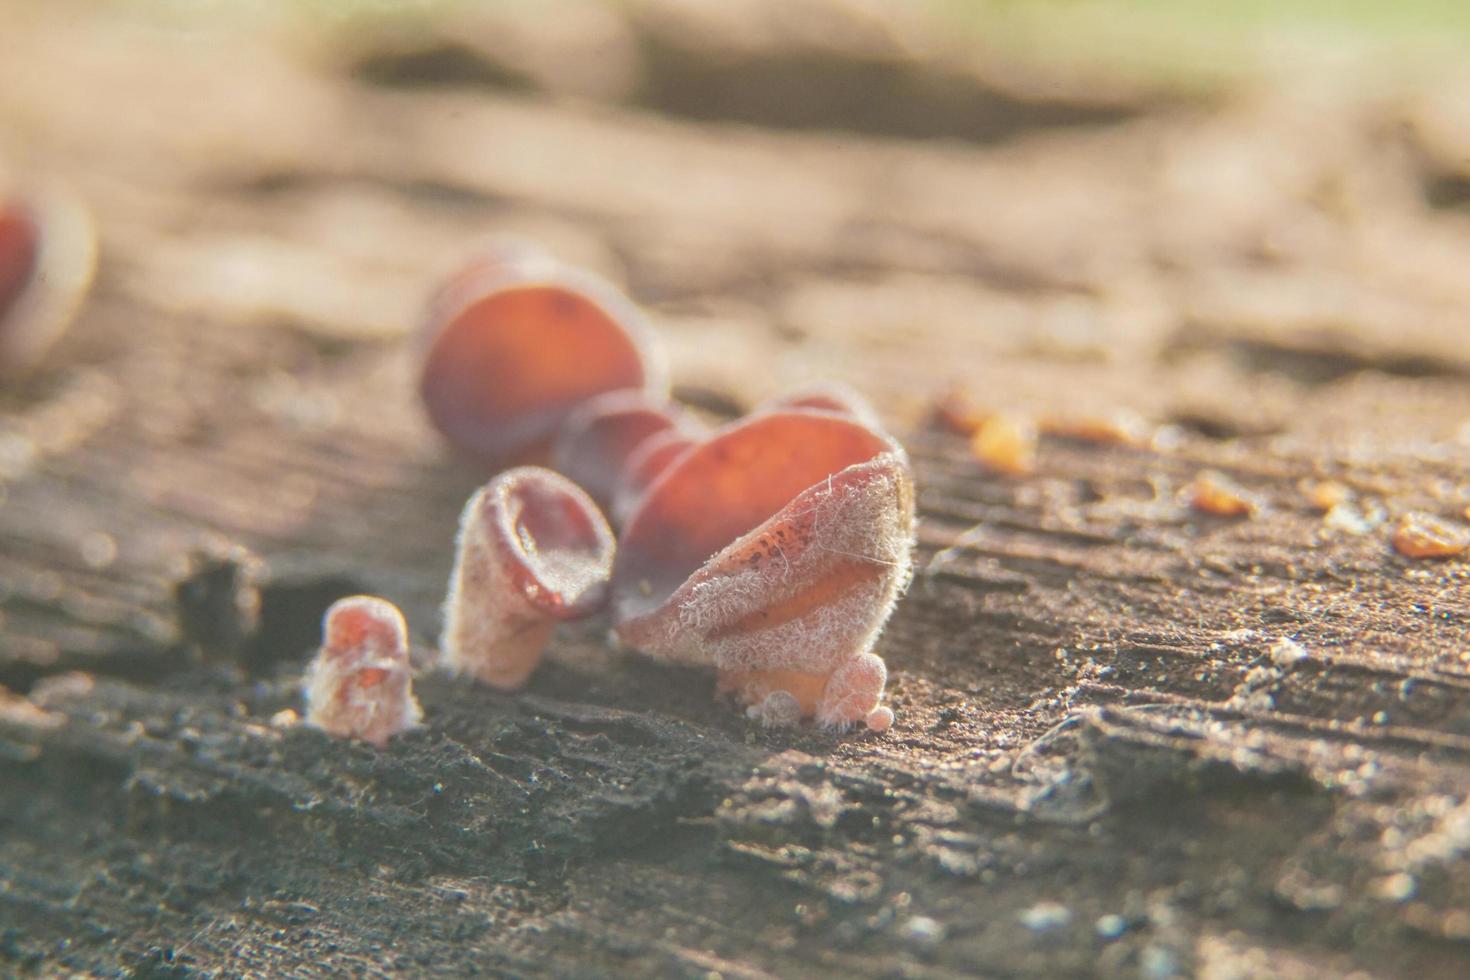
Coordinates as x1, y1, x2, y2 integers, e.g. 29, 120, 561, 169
762, 382, 881, 429
304, 595, 423, 747
551, 390, 701, 511
611, 411, 915, 731
420, 236, 556, 340
419, 257, 668, 468
0, 185, 96, 378
608, 428, 698, 529
442, 466, 615, 689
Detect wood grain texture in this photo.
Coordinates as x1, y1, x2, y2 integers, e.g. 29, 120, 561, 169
4, 2, 1470, 976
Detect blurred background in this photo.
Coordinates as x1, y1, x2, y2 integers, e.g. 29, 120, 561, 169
7, 0, 1470, 412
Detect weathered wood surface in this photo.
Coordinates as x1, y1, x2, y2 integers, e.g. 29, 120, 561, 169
4, 2, 1470, 976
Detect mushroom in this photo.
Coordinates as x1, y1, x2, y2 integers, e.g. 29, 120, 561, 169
418, 254, 667, 469
611, 409, 914, 731
551, 389, 701, 511
420, 235, 553, 335
441, 466, 615, 689
0, 183, 96, 378
600, 384, 875, 531
304, 596, 422, 747
608, 428, 698, 529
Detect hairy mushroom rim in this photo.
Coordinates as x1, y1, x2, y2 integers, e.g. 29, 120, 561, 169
611, 410, 915, 730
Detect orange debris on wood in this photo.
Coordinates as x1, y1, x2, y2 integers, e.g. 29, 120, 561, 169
1301, 479, 1352, 512
1039, 410, 1150, 448
970, 415, 1037, 476
1187, 470, 1258, 517
0, 687, 63, 729
1392, 513, 1470, 560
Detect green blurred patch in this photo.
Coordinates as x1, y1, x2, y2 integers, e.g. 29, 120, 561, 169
92, 0, 1470, 89
930, 0, 1470, 83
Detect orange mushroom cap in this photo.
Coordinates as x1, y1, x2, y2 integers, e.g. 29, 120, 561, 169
551, 390, 701, 511
609, 428, 698, 529
419, 260, 668, 468
420, 235, 555, 340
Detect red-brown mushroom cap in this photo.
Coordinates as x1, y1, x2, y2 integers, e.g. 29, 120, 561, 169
609, 428, 698, 528
0, 185, 96, 378
419, 263, 668, 467
420, 236, 555, 344
478, 466, 616, 618
551, 390, 700, 509
611, 410, 915, 676
322, 594, 410, 664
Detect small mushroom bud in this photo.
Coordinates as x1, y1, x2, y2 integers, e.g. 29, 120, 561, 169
418, 254, 667, 468
0, 184, 96, 378
612, 410, 915, 731
442, 466, 615, 689
608, 428, 697, 529
304, 596, 422, 747
551, 389, 701, 512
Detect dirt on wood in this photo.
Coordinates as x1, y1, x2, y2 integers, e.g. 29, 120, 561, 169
4, 1, 1470, 976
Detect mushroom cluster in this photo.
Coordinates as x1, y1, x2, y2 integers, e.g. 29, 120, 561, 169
306, 240, 915, 743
